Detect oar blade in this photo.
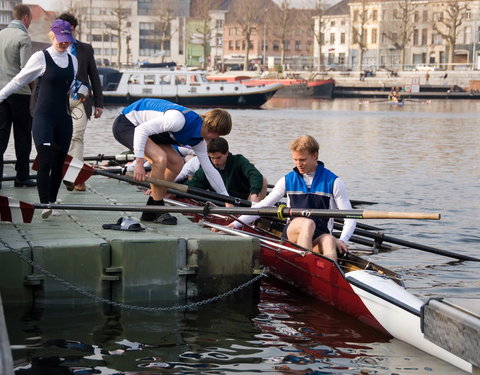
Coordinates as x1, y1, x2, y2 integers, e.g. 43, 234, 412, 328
0, 196, 34, 223
32, 155, 95, 184
62, 155, 95, 184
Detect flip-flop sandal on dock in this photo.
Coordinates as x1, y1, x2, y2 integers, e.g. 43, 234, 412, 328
153, 213, 177, 225
102, 217, 145, 231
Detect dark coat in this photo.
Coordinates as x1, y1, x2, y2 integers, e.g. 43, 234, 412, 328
75, 40, 103, 118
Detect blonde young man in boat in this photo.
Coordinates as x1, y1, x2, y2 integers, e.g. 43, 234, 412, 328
112, 98, 232, 225
230, 135, 356, 261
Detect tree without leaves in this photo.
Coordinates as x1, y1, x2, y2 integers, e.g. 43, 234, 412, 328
104, 0, 131, 67
351, 0, 369, 71
149, 0, 176, 62
190, 0, 219, 69
310, 0, 326, 70
432, 0, 472, 68
229, 0, 270, 70
381, 0, 415, 71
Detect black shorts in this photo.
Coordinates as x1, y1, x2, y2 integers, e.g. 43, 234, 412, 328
282, 218, 329, 242
112, 114, 179, 152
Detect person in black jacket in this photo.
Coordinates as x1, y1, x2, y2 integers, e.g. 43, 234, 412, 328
59, 13, 103, 192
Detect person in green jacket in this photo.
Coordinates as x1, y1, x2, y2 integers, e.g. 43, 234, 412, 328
187, 137, 267, 202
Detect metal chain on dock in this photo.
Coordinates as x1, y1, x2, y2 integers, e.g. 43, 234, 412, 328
1, 239, 266, 312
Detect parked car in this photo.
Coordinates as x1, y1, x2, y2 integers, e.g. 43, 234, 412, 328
415, 64, 437, 71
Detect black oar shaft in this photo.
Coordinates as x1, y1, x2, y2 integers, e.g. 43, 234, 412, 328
351, 227, 480, 262
3, 154, 134, 165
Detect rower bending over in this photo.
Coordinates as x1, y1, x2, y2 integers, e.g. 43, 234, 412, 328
230, 135, 356, 261
112, 98, 232, 225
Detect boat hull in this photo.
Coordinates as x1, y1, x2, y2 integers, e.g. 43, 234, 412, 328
242, 78, 334, 99
98, 68, 282, 108
102, 90, 278, 108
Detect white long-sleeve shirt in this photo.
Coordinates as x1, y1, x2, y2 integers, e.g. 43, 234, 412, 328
0, 46, 78, 103
233, 174, 356, 243
124, 108, 228, 196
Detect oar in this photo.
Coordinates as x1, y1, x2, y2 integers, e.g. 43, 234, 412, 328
119, 171, 253, 207
0, 174, 37, 182
0, 196, 442, 223
3, 153, 134, 165
343, 226, 480, 262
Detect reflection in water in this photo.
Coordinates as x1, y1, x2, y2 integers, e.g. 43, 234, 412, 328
7, 279, 466, 374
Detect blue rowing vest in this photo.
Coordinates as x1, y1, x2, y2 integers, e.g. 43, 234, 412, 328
122, 98, 203, 146
285, 162, 337, 234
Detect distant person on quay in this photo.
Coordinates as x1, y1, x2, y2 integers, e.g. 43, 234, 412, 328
230, 135, 356, 261
58, 13, 103, 192
112, 98, 232, 225
187, 137, 267, 202
0, 19, 78, 218
0, 4, 35, 189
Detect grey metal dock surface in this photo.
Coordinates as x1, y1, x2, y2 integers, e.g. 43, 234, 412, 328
0, 164, 260, 306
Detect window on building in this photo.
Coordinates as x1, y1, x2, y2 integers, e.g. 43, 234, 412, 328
216, 19, 223, 28
296, 28, 302, 36
92, 34, 102, 42
423, 10, 428, 22
295, 40, 301, 51
432, 33, 442, 45
137, 0, 151, 16
328, 52, 334, 64
372, 9, 378, 21
413, 29, 419, 45
235, 40, 240, 50
228, 40, 233, 50
331, 21, 335, 27
414, 11, 419, 22
371, 28, 377, 44
433, 12, 443, 21
329, 32, 335, 44
340, 32, 345, 44
273, 40, 279, 51
421, 29, 427, 46
339, 53, 345, 64
285, 40, 290, 51
353, 10, 359, 22
306, 40, 312, 53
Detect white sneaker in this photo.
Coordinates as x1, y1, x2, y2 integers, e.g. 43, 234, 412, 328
41, 209, 52, 219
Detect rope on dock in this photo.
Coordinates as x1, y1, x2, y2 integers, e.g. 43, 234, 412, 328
1, 238, 266, 312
